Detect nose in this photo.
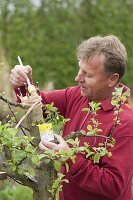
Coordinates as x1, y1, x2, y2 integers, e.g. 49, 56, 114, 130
75, 72, 84, 83
75, 74, 79, 82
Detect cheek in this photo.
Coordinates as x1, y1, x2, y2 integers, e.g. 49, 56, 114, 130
85, 78, 96, 87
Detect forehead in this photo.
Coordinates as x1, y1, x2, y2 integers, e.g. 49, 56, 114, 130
79, 54, 105, 72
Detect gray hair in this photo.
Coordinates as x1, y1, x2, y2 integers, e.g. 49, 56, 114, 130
77, 35, 127, 81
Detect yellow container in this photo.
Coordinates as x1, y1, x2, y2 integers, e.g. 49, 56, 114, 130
37, 123, 54, 142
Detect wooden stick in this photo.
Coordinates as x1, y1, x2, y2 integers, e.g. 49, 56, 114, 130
17, 56, 23, 67
17, 56, 31, 85
15, 101, 41, 129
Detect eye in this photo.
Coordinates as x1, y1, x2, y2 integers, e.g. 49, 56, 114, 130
86, 74, 93, 78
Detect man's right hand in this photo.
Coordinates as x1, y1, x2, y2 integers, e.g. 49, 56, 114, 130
10, 65, 32, 87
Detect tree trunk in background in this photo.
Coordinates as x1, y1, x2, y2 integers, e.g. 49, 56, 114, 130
0, 36, 13, 98
0, 36, 14, 121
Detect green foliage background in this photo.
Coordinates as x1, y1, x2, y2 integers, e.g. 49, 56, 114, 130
0, 180, 33, 200
0, 0, 133, 89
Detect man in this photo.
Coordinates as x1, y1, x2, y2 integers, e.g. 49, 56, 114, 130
10, 35, 133, 200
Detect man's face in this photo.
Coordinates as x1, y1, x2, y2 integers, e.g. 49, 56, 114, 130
75, 54, 113, 102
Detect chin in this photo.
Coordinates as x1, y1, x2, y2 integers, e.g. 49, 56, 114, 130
81, 91, 88, 97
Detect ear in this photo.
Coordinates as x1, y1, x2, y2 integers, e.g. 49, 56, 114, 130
108, 73, 119, 87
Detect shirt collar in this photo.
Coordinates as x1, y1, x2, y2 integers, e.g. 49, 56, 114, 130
88, 97, 115, 111
101, 97, 115, 111
89, 83, 130, 112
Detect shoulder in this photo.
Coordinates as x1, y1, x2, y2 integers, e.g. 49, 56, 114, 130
120, 103, 133, 122
114, 104, 133, 138
63, 85, 81, 102
65, 85, 81, 97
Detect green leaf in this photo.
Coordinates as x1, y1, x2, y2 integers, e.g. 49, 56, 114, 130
85, 148, 94, 158
65, 162, 69, 173
123, 92, 130, 97
38, 154, 46, 160
66, 139, 75, 145
82, 108, 90, 112
62, 178, 69, 184
107, 152, 112, 157
100, 148, 107, 156
44, 158, 51, 165
54, 161, 62, 172
87, 125, 92, 131
93, 154, 101, 163
111, 100, 117, 105
11, 165, 16, 172
31, 155, 39, 165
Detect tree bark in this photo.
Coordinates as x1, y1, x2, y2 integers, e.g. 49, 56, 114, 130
0, 36, 13, 98
25, 102, 57, 199
26, 103, 44, 145
33, 164, 57, 200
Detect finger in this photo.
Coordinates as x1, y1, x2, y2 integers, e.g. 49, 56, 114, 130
15, 66, 28, 79
11, 66, 27, 81
10, 74, 26, 87
9, 78, 19, 87
54, 134, 65, 143
41, 140, 57, 150
10, 73, 26, 83
54, 134, 70, 150
9, 77, 25, 87
39, 141, 49, 151
23, 65, 32, 77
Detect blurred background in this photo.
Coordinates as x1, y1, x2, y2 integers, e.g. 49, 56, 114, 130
0, 0, 133, 95
0, 0, 133, 199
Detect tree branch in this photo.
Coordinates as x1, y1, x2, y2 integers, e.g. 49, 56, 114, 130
15, 102, 41, 129
0, 161, 38, 189
0, 92, 27, 109
63, 130, 113, 142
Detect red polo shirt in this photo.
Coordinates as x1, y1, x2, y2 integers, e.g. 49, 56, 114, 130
40, 84, 133, 200
15, 83, 133, 200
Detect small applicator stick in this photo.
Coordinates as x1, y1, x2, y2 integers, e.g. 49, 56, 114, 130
17, 56, 31, 86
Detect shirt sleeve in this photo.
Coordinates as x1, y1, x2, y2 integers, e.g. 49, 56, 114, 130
65, 122, 133, 199
40, 89, 68, 117
13, 79, 69, 116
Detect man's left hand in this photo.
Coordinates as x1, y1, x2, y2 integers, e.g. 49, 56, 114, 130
39, 134, 70, 151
